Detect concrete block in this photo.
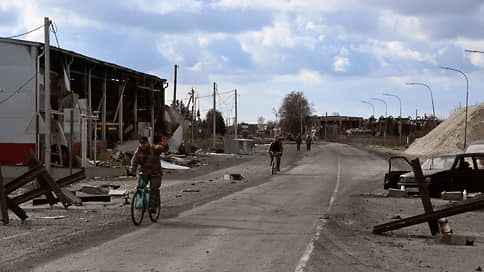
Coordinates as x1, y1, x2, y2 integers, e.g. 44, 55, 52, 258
441, 191, 463, 201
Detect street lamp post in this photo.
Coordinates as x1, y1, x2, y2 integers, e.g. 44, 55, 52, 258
360, 100, 375, 117
371, 97, 387, 146
440, 66, 469, 149
406, 82, 436, 127
383, 93, 402, 145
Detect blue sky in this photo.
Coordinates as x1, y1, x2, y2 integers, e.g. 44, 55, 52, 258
1, 0, 484, 123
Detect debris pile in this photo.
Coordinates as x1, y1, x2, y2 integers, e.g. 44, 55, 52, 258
406, 103, 484, 155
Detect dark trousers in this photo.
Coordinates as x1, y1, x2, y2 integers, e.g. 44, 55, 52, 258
270, 153, 281, 170
296, 143, 301, 151
143, 174, 161, 208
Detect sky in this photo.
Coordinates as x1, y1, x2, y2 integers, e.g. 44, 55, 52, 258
1, 0, 484, 124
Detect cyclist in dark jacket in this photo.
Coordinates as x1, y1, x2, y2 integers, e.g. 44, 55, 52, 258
130, 137, 165, 211
269, 136, 283, 171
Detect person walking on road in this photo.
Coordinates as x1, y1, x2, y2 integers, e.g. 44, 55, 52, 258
296, 134, 302, 151
269, 136, 283, 171
306, 134, 312, 151
129, 136, 166, 212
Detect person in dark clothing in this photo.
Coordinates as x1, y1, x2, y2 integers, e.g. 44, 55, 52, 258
129, 136, 166, 212
269, 136, 283, 171
296, 135, 302, 151
306, 135, 312, 151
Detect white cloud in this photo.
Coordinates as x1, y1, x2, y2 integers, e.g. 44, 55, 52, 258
188, 62, 203, 72
120, 0, 202, 14
211, 0, 361, 13
378, 9, 426, 41
333, 47, 350, 72
455, 38, 484, 68
272, 69, 324, 84
438, 47, 448, 56
359, 40, 436, 64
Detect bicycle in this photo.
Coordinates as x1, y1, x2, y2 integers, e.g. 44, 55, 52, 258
131, 172, 161, 225
270, 152, 281, 175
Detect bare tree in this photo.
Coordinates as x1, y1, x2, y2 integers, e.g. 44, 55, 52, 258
257, 116, 265, 130
278, 91, 312, 136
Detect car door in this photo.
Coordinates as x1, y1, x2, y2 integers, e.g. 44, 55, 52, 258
450, 156, 477, 192
384, 156, 412, 189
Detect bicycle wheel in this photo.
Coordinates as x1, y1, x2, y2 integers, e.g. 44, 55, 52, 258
131, 190, 145, 225
149, 198, 161, 222
271, 160, 277, 175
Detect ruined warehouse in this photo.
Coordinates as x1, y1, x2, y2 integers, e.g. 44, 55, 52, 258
0, 38, 168, 166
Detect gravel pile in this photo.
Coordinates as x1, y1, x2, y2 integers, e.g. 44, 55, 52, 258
405, 103, 484, 155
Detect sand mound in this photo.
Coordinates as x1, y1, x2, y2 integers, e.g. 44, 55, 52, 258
405, 103, 484, 155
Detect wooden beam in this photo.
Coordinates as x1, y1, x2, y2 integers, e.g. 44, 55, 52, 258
26, 150, 72, 208
373, 196, 484, 234
411, 158, 439, 235
6, 198, 27, 221
0, 168, 9, 224
12, 169, 85, 205
4, 166, 43, 194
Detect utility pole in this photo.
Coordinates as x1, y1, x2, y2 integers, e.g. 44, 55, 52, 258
325, 112, 328, 140
173, 64, 178, 107
234, 89, 238, 138
213, 82, 216, 149
191, 88, 195, 144
44, 17, 51, 170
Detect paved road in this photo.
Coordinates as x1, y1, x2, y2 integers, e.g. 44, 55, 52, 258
32, 142, 385, 272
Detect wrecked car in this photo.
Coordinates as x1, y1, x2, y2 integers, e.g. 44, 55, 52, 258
384, 156, 412, 189
396, 153, 484, 197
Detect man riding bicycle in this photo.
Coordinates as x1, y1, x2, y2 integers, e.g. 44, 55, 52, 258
129, 136, 165, 212
269, 136, 283, 171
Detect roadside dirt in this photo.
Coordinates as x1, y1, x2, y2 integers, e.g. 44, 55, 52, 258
1, 144, 302, 271
305, 145, 484, 272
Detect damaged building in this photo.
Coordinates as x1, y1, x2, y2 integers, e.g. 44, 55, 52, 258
0, 37, 171, 167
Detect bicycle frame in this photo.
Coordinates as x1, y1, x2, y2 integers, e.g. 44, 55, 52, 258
135, 175, 152, 210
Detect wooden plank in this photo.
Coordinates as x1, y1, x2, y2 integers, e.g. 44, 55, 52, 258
36, 175, 58, 206
373, 196, 484, 234
6, 198, 28, 221
12, 169, 86, 205
26, 151, 71, 208
60, 188, 82, 206
79, 195, 111, 202
0, 168, 9, 224
4, 166, 43, 194
411, 158, 439, 235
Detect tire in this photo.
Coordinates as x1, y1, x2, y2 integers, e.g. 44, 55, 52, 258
131, 190, 145, 226
149, 199, 161, 222
271, 160, 277, 175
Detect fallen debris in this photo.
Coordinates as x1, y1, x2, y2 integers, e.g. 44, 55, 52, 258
182, 188, 200, 193
39, 216, 68, 220
441, 191, 464, 201
373, 158, 484, 235
161, 160, 190, 170
0, 150, 86, 223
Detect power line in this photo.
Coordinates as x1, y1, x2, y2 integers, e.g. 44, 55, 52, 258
4, 25, 44, 39
0, 73, 39, 105
50, 22, 60, 48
